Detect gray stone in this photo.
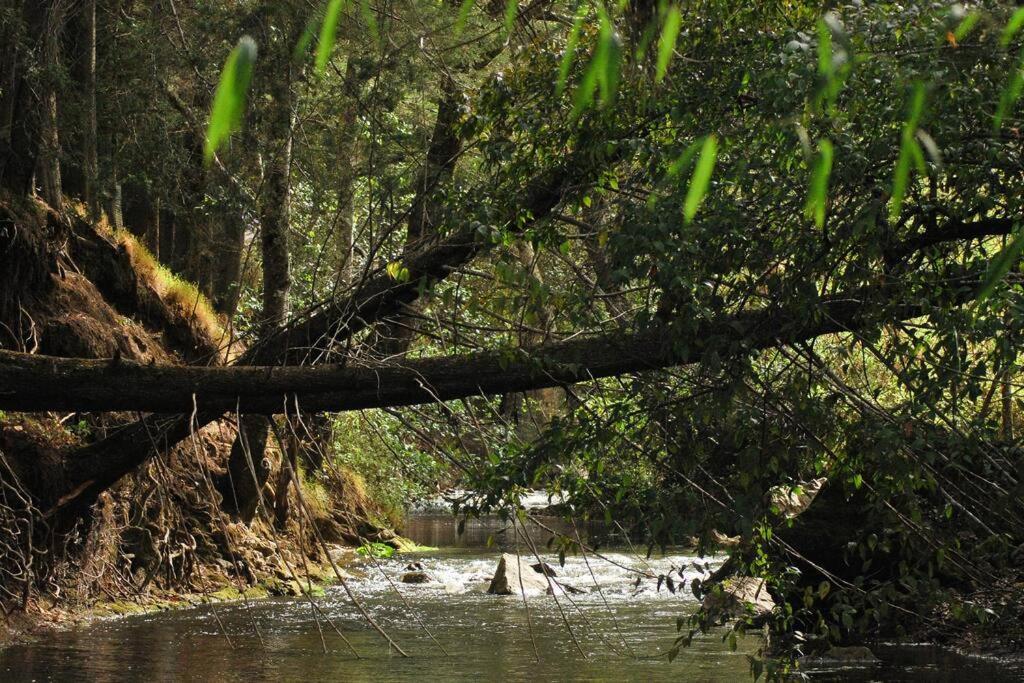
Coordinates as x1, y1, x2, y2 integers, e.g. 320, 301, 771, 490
400, 571, 432, 584
487, 553, 551, 595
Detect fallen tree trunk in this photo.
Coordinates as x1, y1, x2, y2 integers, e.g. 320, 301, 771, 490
10, 215, 1009, 516
0, 274, 983, 414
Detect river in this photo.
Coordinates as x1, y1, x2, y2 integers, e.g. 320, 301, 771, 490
2, 513, 1021, 681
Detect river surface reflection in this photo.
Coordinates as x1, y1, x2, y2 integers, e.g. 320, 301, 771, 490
1, 514, 1021, 681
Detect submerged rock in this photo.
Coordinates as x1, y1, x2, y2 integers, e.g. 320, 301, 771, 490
487, 553, 551, 595
701, 576, 776, 619
802, 646, 879, 664
400, 571, 432, 584
820, 646, 878, 662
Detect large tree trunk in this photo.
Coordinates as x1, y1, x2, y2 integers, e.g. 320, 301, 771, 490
375, 76, 462, 357
223, 10, 297, 522
0, 273, 988, 415
332, 60, 361, 290
82, 0, 99, 221
501, 240, 564, 439
9, 216, 1008, 518
0, 3, 49, 196
37, 0, 66, 209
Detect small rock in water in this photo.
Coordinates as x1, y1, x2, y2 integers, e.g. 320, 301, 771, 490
404, 562, 425, 572
817, 646, 879, 663
531, 562, 558, 577
400, 571, 432, 584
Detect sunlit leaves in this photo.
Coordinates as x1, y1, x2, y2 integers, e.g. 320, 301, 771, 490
994, 50, 1024, 131
1000, 8, 1024, 47
889, 82, 927, 222
950, 11, 979, 44
315, 0, 347, 74
571, 4, 622, 116
556, 5, 588, 96
655, 6, 682, 83
804, 139, 834, 229
386, 261, 410, 282
503, 0, 518, 36
974, 225, 1024, 308
360, 0, 380, 46
203, 36, 257, 164
455, 0, 476, 37
683, 135, 718, 224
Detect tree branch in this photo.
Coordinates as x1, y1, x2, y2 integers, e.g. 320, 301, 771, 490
0, 274, 983, 415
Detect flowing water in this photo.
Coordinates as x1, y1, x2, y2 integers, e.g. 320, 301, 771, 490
2, 513, 1022, 681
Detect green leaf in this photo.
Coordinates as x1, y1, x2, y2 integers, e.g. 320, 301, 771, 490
316, 0, 347, 74
293, 14, 320, 63
571, 57, 601, 117
915, 130, 943, 169
203, 36, 258, 165
889, 82, 926, 221
953, 12, 979, 42
975, 225, 1024, 308
666, 140, 703, 180
360, 0, 379, 45
804, 138, 834, 229
594, 6, 620, 104
503, 0, 517, 36
569, 4, 623, 114
683, 135, 718, 224
455, 0, 476, 37
655, 6, 682, 83
1001, 8, 1024, 48
994, 50, 1024, 131
556, 5, 588, 96
817, 17, 832, 76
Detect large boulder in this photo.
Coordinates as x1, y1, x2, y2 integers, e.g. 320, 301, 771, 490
701, 576, 776, 619
487, 553, 552, 595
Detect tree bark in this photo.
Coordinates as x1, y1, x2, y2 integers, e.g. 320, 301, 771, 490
0, 3, 50, 196
501, 240, 563, 438
38, 0, 66, 209
10, 217, 1008, 516
82, 0, 99, 222
375, 76, 463, 357
0, 273, 986, 415
223, 8, 297, 521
